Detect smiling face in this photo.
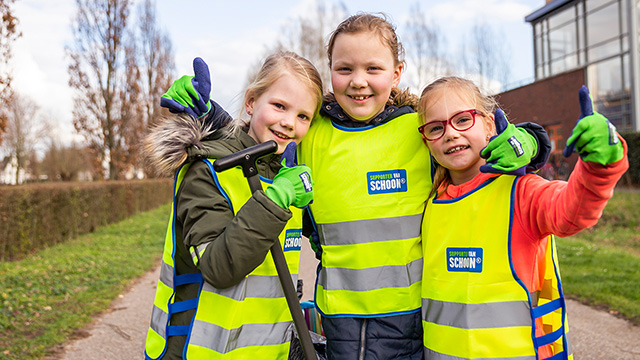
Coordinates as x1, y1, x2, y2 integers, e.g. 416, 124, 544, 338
424, 88, 495, 185
330, 31, 402, 122
246, 71, 318, 154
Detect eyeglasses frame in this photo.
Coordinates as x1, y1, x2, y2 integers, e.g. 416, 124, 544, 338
418, 109, 482, 142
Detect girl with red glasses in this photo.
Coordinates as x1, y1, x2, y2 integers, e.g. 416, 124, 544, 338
417, 76, 628, 360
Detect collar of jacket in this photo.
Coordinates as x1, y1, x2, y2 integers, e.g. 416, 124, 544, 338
320, 101, 414, 128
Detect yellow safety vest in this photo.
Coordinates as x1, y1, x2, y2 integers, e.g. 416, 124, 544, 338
421, 175, 572, 360
298, 112, 431, 317
145, 159, 303, 360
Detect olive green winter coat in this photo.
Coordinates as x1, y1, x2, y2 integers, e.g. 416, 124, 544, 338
144, 114, 292, 360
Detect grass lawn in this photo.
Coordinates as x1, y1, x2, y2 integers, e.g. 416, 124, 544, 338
556, 187, 640, 325
0, 203, 170, 360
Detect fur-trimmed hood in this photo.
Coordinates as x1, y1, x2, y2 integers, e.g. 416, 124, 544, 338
144, 114, 233, 177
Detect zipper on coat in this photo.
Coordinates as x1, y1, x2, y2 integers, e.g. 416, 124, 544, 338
358, 318, 368, 360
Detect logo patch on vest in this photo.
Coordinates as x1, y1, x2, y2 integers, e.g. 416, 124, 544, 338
447, 247, 483, 273
284, 229, 302, 252
367, 169, 407, 195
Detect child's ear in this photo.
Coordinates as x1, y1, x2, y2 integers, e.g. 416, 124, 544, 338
486, 112, 496, 136
392, 63, 403, 88
245, 91, 255, 116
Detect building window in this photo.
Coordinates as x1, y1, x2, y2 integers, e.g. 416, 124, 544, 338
547, 125, 563, 154
586, 1, 620, 48
587, 56, 628, 129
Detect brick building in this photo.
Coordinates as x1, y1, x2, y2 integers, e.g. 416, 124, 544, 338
494, 0, 638, 173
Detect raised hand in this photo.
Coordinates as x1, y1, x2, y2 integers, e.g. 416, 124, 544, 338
264, 142, 314, 209
161, 57, 212, 119
480, 109, 538, 176
562, 85, 623, 165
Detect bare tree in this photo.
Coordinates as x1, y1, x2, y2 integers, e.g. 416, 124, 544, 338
2, 93, 48, 184
117, 38, 143, 178
250, 0, 347, 90
134, 0, 175, 177
137, 0, 174, 129
40, 141, 93, 181
67, 0, 132, 180
0, 0, 21, 144
404, 2, 450, 91
460, 21, 512, 93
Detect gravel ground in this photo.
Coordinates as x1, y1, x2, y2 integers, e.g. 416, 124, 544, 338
46, 243, 640, 360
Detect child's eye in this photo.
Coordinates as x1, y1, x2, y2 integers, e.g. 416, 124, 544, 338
368, 66, 380, 71
454, 116, 472, 125
274, 103, 285, 110
336, 67, 351, 72
428, 125, 443, 134
298, 114, 310, 121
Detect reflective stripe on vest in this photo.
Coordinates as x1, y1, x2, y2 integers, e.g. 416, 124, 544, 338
145, 159, 303, 360
421, 176, 572, 360
298, 112, 431, 317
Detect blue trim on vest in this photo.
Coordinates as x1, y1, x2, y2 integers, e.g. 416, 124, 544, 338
549, 235, 571, 359
174, 272, 203, 286
432, 177, 497, 203
505, 176, 540, 358
260, 174, 273, 184
535, 326, 564, 348
430, 155, 437, 182
146, 164, 187, 360
331, 121, 377, 131
170, 298, 199, 313
168, 163, 206, 360
167, 325, 190, 337
202, 159, 234, 214
532, 298, 562, 318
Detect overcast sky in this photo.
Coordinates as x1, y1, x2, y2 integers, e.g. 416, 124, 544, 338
8, 0, 546, 146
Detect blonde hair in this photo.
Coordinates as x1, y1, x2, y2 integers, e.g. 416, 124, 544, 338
418, 76, 499, 198
232, 51, 324, 132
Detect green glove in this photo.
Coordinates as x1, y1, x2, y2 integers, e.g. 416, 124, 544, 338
264, 142, 314, 209
160, 57, 212, 119
563, 85, 623, 165
480, 109, 538, 176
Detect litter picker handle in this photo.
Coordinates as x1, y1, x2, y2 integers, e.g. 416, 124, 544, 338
212, 140, 316, 360
213, 140, 278, 192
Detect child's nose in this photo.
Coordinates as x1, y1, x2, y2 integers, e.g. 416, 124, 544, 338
442, 124, 460, 140
280, 113, 295, 129
350, 71, 367, 88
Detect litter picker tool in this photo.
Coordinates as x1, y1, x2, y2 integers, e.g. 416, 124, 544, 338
213, 140, 316, 360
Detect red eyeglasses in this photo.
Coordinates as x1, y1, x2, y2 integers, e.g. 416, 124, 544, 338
418, 109, 481, 142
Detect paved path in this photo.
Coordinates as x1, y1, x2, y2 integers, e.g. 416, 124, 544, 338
47, 243, 640, 360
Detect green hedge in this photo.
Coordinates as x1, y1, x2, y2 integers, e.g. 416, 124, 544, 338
0, 179, 173, 262
620, 131, 640, 186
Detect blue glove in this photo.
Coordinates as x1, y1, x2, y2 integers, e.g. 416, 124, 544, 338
480, 109, 538, 176
562, 85, 623, 165
160, 57, 212, 119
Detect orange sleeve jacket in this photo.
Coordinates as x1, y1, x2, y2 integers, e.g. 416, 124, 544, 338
434, 136, 629, 293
